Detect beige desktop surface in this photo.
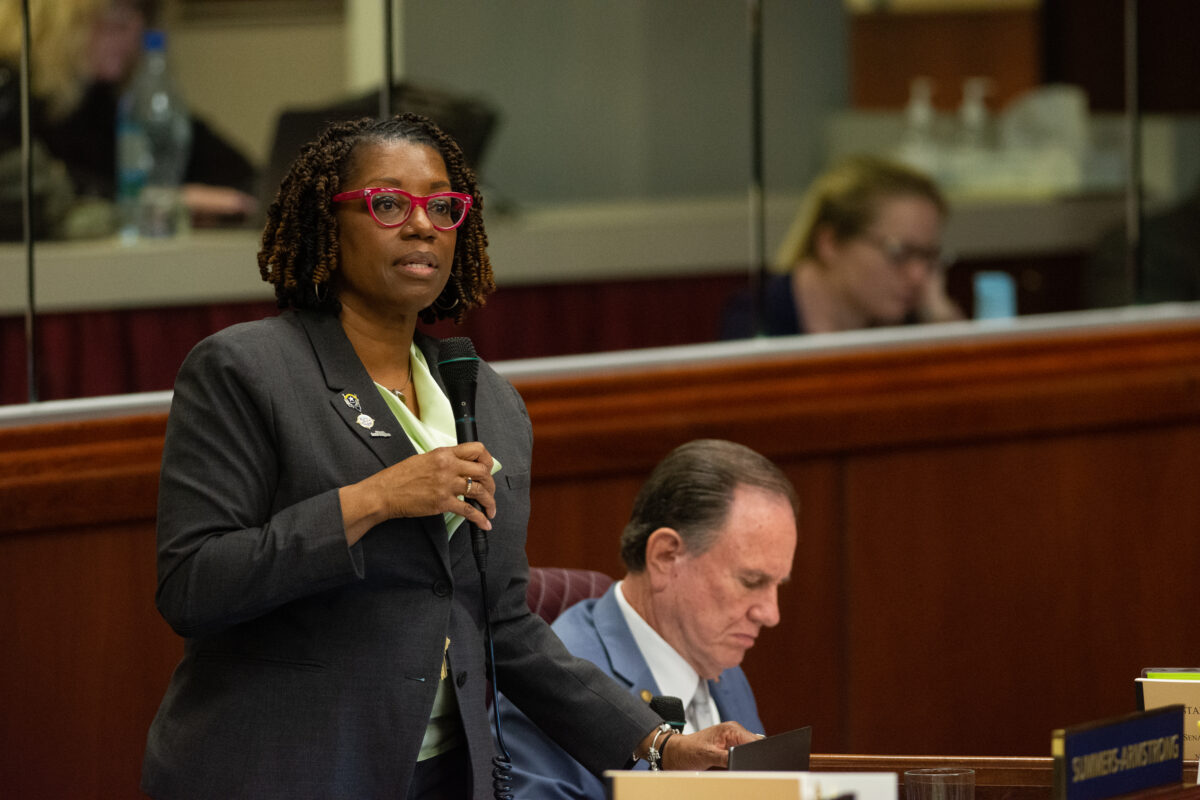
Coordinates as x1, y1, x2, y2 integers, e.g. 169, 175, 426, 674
605, 771, 803, 800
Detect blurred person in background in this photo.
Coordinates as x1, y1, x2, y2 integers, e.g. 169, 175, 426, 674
0, 0, 258, 238
720, 154, 963, 339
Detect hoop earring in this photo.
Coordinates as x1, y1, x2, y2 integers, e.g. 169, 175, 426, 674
313, 281, 328, 304
432, 289, 460, 312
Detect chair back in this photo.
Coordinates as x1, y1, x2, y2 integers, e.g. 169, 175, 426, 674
526, 566, 614, 624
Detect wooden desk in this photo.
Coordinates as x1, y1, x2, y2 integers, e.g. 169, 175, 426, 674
812, 755, 1200, 800
2, 305, 1199, 798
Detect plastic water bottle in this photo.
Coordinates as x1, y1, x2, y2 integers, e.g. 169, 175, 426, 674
895, 77, 940, 179
116, 29, 192, 241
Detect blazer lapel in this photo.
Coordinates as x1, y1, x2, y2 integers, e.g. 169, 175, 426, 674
593, 587, 661, 697
296, 312, 453, 570
297, 311, 415, 466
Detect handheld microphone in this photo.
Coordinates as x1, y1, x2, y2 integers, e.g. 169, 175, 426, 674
649, 695, 687, 732
437, 337, 486, 570
438, 336, 479, 444
438, 337, 515, 799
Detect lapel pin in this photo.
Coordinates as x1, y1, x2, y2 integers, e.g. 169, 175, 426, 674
343, 392, 389, 436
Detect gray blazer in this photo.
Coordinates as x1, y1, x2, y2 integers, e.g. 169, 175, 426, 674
141, 310, 659, 799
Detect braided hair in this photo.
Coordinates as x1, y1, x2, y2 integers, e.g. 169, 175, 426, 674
257, 112, 494, 324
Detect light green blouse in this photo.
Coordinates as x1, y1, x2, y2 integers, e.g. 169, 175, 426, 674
374, 342, 501, 761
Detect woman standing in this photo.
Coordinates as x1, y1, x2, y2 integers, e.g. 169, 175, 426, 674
142, 113, 751, 799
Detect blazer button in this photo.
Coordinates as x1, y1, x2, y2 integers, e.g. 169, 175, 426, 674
432, 579, 450, 596
456, 671, 468, 688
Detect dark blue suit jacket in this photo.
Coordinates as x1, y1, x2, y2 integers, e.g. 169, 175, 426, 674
495, 584, 764, 799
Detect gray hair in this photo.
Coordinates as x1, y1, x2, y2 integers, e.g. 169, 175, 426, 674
619, 439, 797, 572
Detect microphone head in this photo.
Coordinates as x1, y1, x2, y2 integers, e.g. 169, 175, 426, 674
649, 695, 686, 732
437, 337, 479, 384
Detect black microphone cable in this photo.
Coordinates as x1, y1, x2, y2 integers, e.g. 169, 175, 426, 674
483, 588, 514, 800
437, 338, 513, 800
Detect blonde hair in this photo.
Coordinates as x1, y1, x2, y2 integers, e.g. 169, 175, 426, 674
0, 0, 112, 118
773, 154, 946, 273
0, 0, 161, 119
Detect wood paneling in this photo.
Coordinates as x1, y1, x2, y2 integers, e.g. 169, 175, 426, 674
850, 10, 1041, 110
1042, 0, 1200, 113
0, 415, 166, 533
851, 0, 1200, 115
0, 523, 181, 798
844, 427, 1200, 754
2, 314, 1200, 796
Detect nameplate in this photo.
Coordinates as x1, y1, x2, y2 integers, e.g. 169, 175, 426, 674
1052, 705, 1184, 800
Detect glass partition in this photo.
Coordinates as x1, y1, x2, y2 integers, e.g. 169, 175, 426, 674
3, 0, 1197, 405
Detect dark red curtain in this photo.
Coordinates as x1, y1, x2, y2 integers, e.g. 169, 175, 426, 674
3, 273, 747, 406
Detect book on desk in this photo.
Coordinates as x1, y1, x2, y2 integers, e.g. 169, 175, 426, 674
1137, 668, 1200, 761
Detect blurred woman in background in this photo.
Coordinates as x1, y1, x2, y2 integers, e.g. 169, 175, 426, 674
0, 0, 257, 238
720, 154, 963, 338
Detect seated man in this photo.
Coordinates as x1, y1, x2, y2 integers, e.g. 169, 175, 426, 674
495, 438, 799, 798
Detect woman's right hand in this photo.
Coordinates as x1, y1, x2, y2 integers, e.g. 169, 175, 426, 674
339, 442, 497, 545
